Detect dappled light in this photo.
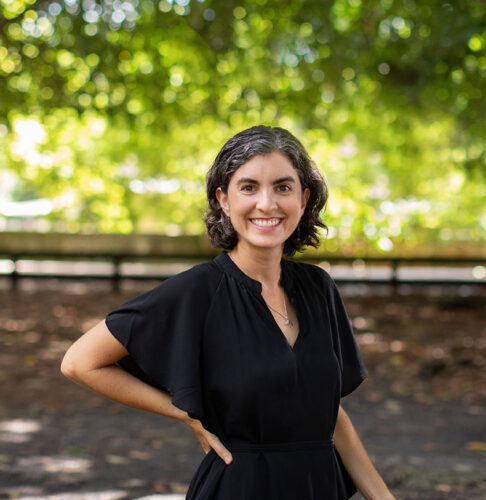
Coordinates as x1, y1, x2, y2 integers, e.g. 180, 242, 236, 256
0, 418, 41, 444
0, 1, 484, 498
0, 283, 484, 497
0, 1, 484, 243
0, 418, 41, 433
7, 489, 129, 500
17, 455, 93, 474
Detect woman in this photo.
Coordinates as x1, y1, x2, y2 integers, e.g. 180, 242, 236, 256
61, 125, 394, 499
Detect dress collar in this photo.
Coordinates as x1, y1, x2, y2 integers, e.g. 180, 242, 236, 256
214, 251, 294, 294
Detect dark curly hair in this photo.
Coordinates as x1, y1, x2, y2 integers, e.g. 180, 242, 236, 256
203, 125, 328, 257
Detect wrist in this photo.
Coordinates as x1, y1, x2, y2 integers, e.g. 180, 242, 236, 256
181, 413, 200, 428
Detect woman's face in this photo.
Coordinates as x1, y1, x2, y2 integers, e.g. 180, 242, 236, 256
215, 151, 310, 253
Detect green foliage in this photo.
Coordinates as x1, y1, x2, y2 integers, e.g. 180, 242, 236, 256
0, 0, 485, 249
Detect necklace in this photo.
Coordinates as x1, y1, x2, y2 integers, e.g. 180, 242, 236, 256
266, 297, 293, 326
228, 252, 293, 326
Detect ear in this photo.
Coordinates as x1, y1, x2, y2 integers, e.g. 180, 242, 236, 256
300, 187, 310, 216
215, 187, 230, 216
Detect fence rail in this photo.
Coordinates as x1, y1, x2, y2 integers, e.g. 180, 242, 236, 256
0, 232, 484, 291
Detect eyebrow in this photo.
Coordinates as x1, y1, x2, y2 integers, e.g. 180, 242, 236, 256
235, 176, 296, 186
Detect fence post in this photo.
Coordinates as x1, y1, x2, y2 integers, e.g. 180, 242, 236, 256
10, 255, 18, 292
113, 256, 121, 292
391, 259, 399, 294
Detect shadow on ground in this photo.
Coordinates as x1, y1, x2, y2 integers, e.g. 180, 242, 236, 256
0, 279, 484, 499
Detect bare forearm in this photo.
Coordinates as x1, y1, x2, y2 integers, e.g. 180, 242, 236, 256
60, 319, 197, 426
334, 406, 394, 500
63, 363, 194, 426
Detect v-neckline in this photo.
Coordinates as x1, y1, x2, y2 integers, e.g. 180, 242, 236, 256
214, 251, 303, 353
261, 291, 302, 353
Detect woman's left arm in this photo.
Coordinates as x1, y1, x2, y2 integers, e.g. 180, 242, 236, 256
334, 405, 395, 500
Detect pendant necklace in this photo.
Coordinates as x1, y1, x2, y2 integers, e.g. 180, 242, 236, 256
266, 297, 293, 326
228, 252, 293, 327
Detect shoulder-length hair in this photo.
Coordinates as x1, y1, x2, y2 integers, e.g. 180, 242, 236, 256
203, 125, 328, 257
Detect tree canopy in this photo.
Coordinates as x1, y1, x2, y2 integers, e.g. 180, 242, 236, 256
1, 0, 485, 251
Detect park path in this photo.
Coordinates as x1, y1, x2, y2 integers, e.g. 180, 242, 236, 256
0, 284, 484, 499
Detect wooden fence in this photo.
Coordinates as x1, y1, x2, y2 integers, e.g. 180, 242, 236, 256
0, 232, 484, 291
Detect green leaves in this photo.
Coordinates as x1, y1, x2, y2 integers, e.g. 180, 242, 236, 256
0, 0, 484, 247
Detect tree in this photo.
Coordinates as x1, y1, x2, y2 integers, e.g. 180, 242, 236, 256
1, 0, 485, 248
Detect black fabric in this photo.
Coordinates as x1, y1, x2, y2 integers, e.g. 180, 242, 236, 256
105, 251, 367, 499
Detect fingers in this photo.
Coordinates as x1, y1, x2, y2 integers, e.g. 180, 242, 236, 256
211, 439, 233, 465
189, 421, 233, 465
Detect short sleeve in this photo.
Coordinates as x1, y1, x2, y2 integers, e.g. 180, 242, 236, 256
322, 271, 368, 397
104, 267, 213, 421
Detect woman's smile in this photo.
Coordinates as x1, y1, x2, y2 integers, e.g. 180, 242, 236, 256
249, 217, 283, 229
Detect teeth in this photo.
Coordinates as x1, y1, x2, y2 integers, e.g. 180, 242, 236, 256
251, 218, 281, 227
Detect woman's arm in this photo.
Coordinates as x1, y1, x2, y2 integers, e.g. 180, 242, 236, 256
60, 319, 234, 464
333, 405, 395, 500
61, 319, 194, 423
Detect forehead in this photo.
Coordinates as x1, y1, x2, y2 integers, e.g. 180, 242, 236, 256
230, 152, 298, 180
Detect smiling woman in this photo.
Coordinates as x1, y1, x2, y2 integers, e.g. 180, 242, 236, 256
61, 125, 394, 500
214, 152, 310, 254
204, 125, 328, 257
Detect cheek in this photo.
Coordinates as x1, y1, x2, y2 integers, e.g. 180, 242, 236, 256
286, 197, 305, 214
229, 194, 252, 212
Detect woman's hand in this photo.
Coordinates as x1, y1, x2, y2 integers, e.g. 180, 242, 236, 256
62, 320, 234, 466
185, 418, 233, 465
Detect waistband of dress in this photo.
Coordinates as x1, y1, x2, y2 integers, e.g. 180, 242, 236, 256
221, 438, 335, 452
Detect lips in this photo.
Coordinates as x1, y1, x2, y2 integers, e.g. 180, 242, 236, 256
250, 218, 282, 227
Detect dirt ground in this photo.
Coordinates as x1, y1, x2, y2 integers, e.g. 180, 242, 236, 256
0, 278, 485, 499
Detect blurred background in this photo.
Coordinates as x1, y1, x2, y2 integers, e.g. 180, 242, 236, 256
0, 0, 485, 499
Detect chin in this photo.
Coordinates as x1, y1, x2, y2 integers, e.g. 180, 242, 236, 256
246, 239, 287, 251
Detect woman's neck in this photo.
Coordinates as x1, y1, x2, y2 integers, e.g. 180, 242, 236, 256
228, 244, 284, 289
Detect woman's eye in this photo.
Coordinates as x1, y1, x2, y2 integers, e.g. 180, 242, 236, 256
278, 184, 291, 192
241, 185, 254, 192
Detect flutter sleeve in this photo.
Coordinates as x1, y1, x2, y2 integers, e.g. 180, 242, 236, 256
104, 267, 211, 421
322, 271, 368, 397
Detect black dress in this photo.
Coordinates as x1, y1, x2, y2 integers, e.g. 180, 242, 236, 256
105, 251, 367, 499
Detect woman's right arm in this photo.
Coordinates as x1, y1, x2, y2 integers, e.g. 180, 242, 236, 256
60, 319, 233, 464
61, 319, 194, 423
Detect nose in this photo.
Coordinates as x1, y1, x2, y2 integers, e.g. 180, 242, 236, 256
256, 188, 277, 212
